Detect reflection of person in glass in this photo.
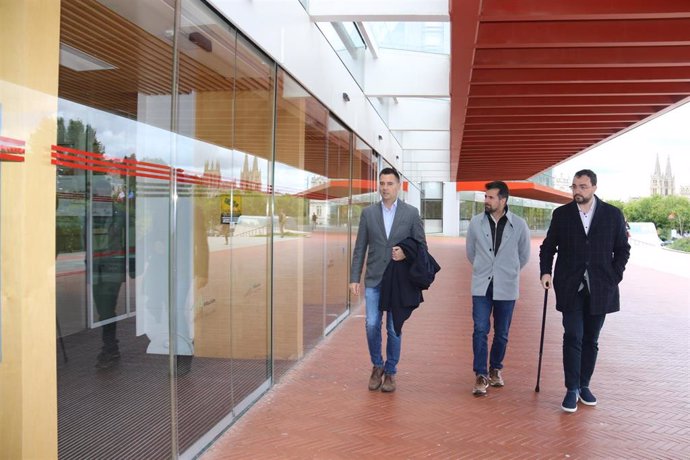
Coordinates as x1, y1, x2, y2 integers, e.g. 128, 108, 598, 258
279, 210, 287, 237
177, 203, 209, 375
137, 183, 208, 377
94, 193, 129, 369
311, 211, 317, 230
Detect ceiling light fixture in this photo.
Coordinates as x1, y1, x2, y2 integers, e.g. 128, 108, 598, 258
60, 43, 117, 72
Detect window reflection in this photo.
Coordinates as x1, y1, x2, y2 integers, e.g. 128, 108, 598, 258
52, 0, 364, 457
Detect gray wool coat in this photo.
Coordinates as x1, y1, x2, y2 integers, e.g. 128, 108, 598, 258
466, 210, 530, 300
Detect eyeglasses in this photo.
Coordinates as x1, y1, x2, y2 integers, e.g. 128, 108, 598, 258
569, 184, 591, 191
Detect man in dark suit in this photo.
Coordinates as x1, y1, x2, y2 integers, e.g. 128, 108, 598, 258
350, 167, 427, 393
539, 169, 630, 412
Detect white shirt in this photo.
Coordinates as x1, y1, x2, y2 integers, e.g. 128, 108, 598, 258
577, 196, 597, 290
382, 199, 398, 239
578, 197, 596, 235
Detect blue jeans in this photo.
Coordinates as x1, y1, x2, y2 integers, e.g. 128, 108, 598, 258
562, 289, 606, 390
472, 289, 516, 376
365, 286, 401, 375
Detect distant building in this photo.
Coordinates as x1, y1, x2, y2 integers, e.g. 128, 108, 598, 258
650, 154, 675, 196
680, 185, 690, 198
241, 153, 262, 190
552, 171, 572, 193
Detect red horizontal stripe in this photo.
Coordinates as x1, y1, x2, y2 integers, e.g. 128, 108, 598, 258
0, 135, 25, 146
93, 249, 130, 258
0, 147, 25, 154
52, 145, 106, 159
57, 269, 86, 278
50, 145, 270, 192
0, 153, 25, 162
121, 157, 171, 172
57, 192, 86, 199
51, 150, 171, 180
52, 146, 170, 172
51, 158, 172, 181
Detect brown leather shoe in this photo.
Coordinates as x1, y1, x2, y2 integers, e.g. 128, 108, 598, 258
368, 366, 384, 391
381, 373, 396, 392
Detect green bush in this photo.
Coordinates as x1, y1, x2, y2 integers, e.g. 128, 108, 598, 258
658, 227, 671, 241
670, 238, 690, 253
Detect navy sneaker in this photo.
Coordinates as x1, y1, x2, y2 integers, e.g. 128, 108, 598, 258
561, 390, 579, 413
579, 387, 597, 406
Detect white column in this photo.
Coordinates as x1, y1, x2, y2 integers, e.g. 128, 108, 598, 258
442, 182, 459, 236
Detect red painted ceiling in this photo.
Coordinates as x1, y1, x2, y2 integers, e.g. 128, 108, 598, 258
450, 0, 690, 182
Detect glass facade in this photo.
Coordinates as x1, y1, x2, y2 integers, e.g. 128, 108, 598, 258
458, 191, 556, 234
368, 22, 451, 54
421, 182, 442, 233
0, 1, 435, 458
0, 0, 390, 458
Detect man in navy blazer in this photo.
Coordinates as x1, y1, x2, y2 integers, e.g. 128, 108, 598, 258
350, 167, 427, 393
540, 169, 630, 413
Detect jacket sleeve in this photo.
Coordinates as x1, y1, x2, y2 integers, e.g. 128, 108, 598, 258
466, 218, 476, 264
539, 209, 559, 276
350, 209, 369, 283
411, 205, 427, 250
518, 218, 531, 269
611, 207, 631, 282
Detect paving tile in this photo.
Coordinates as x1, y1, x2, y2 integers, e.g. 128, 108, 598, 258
202, 237, 690, 459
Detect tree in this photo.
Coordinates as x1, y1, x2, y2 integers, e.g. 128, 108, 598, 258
607, 199, 625, 212
623, 195, 690, 240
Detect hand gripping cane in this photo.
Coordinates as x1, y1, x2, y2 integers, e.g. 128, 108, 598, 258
535, 288, 548, 392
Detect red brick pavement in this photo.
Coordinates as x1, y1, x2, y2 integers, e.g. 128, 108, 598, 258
202, 236, 690, 459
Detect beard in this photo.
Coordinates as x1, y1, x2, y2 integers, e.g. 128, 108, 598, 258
574, 194, 591, 204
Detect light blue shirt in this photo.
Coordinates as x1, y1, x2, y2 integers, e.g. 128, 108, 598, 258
382, 199, 398, 239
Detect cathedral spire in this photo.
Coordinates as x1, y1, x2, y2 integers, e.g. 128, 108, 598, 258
651, 154, 675, 196
654, 153, 661, 175
664, 155, 673, 178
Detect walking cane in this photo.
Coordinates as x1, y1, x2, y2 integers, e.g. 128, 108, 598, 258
535, 288, 548, 392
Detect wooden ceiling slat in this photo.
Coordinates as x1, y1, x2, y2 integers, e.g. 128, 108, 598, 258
471, 66, 690, 84
60, 0, 243, 117
469, 82, 690, 97
477, 19, 690, 47
467, 95, 681, 108
467, 106, 659, 116
474, 46, 690, 67
480, 0, 690, 20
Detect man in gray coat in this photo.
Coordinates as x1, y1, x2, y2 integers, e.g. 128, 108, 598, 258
350, 167, 426, 393
466, 181, 530, 395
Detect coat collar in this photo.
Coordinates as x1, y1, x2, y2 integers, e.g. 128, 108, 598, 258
482, 207, 518, 227
377, 199, 402, 240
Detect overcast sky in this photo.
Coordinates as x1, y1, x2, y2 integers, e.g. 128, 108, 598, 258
552, 101, 690, 201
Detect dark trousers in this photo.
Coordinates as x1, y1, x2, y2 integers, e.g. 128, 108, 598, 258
94, 281, 123, 353
561, 288, 606, 390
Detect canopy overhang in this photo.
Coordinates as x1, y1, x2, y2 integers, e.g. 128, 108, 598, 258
456, 181, 572, 204
450, 0, 690, 182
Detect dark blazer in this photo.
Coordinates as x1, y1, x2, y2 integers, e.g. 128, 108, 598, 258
350, 200, 426, 288
539, 196, 631, 314
379, 237, 440, 335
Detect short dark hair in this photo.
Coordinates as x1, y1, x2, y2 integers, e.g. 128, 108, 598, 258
485, 180, 509, 200
574, 169, 597, 186
379, 167, 400, 182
